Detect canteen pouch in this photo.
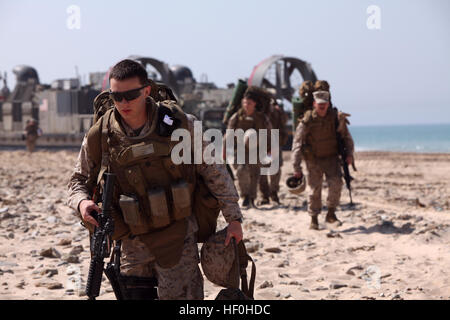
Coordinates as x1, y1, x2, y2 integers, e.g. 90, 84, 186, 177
171, 180, 192, 220
119, 195, 142, 226
147, 188, 171, 228
119, 194, 152, 235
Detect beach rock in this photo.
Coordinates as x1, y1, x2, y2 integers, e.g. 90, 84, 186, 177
330, 283, 347, 290
15, 280, 26, 289
63, 254, 80, 264
65, 289, 75, 296
346, 265, 363, 276
69, 245, 84, 256
415, 198, 426, 208
397, 214, 413, 220
326, 232, 342, 238
259, 281, 273, 289
40, 269, 58, 277
0, 212, 18, 220
35, 280, 64, 290
246, 243, 259, 253
39, 247, 61, 258
57, 239, 72, 246
277, 260, 289, 268
314, 286, 329, 291
348, 245, 375, 252
265, 247, 282, 254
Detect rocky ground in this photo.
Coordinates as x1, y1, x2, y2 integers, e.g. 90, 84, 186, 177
0, 149, 449, 300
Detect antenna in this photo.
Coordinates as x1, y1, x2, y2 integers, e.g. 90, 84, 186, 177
75, 65, 81, 88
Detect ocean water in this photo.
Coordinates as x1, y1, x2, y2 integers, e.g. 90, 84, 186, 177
350, 124, 450, 153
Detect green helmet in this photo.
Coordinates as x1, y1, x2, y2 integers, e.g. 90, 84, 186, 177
200, 228, 240, 289
286, 175, 306, 195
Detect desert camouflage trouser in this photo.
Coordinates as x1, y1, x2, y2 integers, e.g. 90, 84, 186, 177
120, 227, 203, 300
259, 151, 283, 198
233, 163, 260, 199
26, 134, 38, 153
305, 155, 343, 216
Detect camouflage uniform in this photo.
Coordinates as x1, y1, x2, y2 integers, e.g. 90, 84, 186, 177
68, 107, 242, 300
24, 120, 39, 152
259, 104, 288, 201
225, 108, 271, 203
292, 105, 354, 218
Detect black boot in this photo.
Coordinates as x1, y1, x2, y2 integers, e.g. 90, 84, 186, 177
249, 198, 258, 209
259, 197, 270, 205
325, 208, 342, 226
270, 192, 280, 204
242, 196, 250, 208
310, 215, 319, 230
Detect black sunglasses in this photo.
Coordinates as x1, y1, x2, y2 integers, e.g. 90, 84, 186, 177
109, 85, 148, 102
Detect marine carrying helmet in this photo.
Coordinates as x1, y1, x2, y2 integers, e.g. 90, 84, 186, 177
286, 175, 306, 194
200, 228, 240, 289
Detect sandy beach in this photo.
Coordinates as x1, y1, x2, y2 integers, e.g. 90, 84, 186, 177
0, 149, 449, 300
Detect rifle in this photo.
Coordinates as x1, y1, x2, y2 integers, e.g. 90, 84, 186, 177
85, 172, 116, 300
334, 110, 356, 205
104, 240, 159, 300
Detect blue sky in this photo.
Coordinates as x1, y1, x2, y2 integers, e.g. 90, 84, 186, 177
1, 0, 449, 125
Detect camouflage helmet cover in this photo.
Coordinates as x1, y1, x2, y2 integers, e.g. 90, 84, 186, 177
286, 175, 306, 195
299, 80, 314, 98
200, 228, 240, 289
314, 80, 330, 92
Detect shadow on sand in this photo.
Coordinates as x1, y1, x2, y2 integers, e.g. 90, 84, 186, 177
340, 220, 415, 235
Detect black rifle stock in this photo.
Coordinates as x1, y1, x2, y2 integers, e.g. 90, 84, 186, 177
85, 172, 116, 300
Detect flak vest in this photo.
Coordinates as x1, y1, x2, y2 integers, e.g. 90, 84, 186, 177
302, 108, 339, 159
86, 100, 218, 268
231, 108, 269, 164
234, 108, 266, 131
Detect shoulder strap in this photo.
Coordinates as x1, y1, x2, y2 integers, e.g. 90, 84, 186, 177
234, 240, 256, 299
97, 109, 114, 185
